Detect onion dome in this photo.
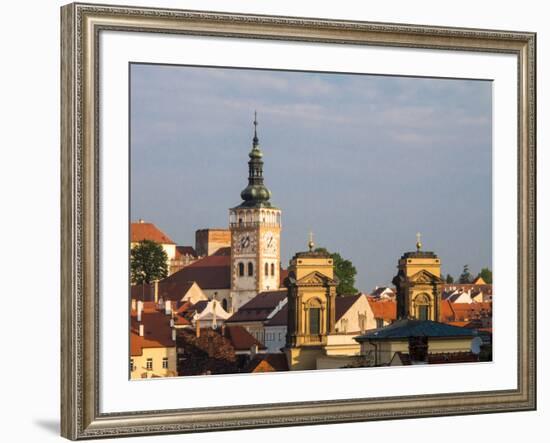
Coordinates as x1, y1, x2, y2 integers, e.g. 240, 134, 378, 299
237, 112, 274, 208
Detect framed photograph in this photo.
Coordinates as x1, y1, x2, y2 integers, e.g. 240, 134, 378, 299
60, 2, 536, 439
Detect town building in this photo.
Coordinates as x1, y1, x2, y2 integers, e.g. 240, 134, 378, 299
130, 220, 198, 275
225, 290, 287, 343
130, 300, 177, 379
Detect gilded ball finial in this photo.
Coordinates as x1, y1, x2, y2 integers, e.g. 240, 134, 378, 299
308, 231, 315, 252
416, 232, 422, 251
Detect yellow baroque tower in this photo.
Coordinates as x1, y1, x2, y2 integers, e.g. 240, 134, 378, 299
283, 239, 339, 371
392, 234, 443, 321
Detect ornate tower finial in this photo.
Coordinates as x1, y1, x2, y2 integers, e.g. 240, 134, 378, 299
237, 112, 272, 208
253, 110, 259, 147
416, 232, 422, 252
308, 231, 315, 252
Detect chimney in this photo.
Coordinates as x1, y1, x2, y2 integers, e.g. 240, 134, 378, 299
165, 300, 172, 315
137, 300, 143, 322
139, 324, 144, 336
131, 299, 137, 311
196, 319, 201, 338
154, 280, 159, 304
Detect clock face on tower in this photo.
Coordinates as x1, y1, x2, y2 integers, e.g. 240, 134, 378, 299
234, 232, 257, 254
262, 231, 278, 255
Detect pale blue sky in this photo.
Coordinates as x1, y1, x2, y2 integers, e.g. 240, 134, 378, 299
130, 63, 492, 292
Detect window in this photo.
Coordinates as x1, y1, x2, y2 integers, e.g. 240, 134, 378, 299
238, 262, 244, 277
376, 318, 384, 328
222, 298, 228, 311
414, 293, 431, 321
130, 358, 135, 372
418, 305, 429, 321
270, 263, 275, 276
265, 262, 269, 276
146, 358, 153, 371
309, 308, 321, 335
248, 262, 253, 276
162, 357, 168, 369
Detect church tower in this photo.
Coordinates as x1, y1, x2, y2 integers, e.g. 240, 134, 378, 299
392, 234, 443, 322
229, 114, 281, 311
283, 235, 338, 371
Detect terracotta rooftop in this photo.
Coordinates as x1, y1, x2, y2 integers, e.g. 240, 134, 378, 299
158, 247, 231, 290
246, 353, 289, 373
223, 326, 266, 351
131, 221, 175, 244
368, 299, 397, 322
130, 307, 175, 356
440, 301, 492, 322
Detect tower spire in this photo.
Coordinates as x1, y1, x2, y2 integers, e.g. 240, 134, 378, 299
253, 111, 259, 147
237, 112, 273, 208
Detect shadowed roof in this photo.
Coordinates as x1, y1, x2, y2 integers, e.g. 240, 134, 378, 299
226, 290, 287, 323
160, 247, 231, 290
356, 319, 477, 341
335, 294, 363, 322
223, 326, 266, 351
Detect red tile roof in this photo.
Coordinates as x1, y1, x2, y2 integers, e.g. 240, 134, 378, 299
223, 326, 266, 351
247, 354, 289, 372
158, 248, 231, 290
440, 301, 492, 322
130, 307, 175, 356
368, 299, 397, 322
131, 221, 175, 244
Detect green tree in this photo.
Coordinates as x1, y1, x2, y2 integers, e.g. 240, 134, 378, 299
445, 273, 454, 284
458, 264, 473, 284
314, 247, 357, 294
131, 240, 168, 285
476, 267, 493, 284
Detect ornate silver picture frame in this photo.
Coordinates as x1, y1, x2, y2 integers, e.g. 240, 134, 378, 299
60, 2, 536, 439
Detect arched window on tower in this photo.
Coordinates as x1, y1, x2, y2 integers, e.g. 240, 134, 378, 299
264, 262, 269, 276
248, 262, 254, 276
270, 263, 275, 276
414, 293, 431, 321
222, 298, 228, 311
238, 262, 244, 277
